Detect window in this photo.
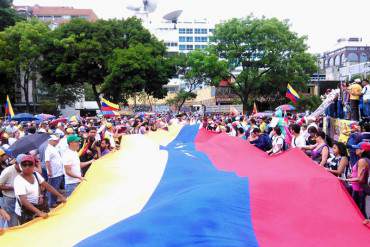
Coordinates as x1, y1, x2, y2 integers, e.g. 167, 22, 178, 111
347, 52, 359, 62
195, 45, 208, 50
180, 36, 193, 42
360, 53, 368, 63
186, 28, 193, 34
334, 55, 340, 66
186, 45, 193, 50
179, 28, 186, 34
179, 45, 186, 51
340, 53, 345, 65
209, 29, 215, 33
195, 37, 208, 42
195, 28, 207, 34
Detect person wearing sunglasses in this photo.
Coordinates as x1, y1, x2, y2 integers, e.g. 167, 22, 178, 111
14, 155, 67, 225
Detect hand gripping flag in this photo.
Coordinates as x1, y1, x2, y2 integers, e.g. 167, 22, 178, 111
286, 83, 300, 104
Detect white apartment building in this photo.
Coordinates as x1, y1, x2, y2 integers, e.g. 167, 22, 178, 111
151, 19, 215, 54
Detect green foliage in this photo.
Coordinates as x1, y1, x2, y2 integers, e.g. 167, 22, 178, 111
211, 16, 317, 111
0, 20, 50, 111
103, 43, 173, 101
166, 90, 197, 113
174, 50, 228, 92
38, 99, 59, 115
0, 0, 24, 32
296, 95, 322, 112
40, 18, 172, 107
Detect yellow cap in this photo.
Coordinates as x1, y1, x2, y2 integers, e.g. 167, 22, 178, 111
66, 128, 74, 134
0, 149, 5, 156
2, 133, 9, 139
106, 123, 113, 128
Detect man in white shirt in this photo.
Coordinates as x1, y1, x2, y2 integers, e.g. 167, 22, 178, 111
62, 135, 93, 197
45, 135, 64, 207
362, 79, 370, 117
0, 154, 23, 227
290, 124, 306, 149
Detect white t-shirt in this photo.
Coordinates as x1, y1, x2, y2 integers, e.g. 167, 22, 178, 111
0, 165, 21, 198
57, 137, 69, 156
272, 135, 284, 153
291, 135, 306, 148
14, 172, 45, 216
362, 85, 370, 101
62, 148, 81, 185
45, 144, 64, 178
105, 131, 116, 148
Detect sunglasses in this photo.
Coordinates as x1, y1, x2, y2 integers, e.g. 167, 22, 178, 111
21, 162, 35, 168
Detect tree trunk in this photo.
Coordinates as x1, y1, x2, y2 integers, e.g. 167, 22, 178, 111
91, 84, 101, 109
178, 98, 187, 114
23, 82, 30, 113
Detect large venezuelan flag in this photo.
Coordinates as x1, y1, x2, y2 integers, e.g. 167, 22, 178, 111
1, 125, 370, 246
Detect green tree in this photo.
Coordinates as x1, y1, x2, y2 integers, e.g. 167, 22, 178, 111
0, 20, 50, 112
171, 50, 228, 111
166, 90, 197, 113
40, 18, 172, 108
103, 43, 173, 102
211, 16, 317, 112
0, 0, 24, 31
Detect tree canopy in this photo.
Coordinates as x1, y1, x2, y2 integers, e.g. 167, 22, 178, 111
211, 16, 317, 111
0, 20, 50, 111
40, 18, 174, 108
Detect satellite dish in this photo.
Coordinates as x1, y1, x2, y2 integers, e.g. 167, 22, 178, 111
126, 0, 142, 11
143, 0, 157, 13
163, 10, 183, 23
127, 5, 141, 11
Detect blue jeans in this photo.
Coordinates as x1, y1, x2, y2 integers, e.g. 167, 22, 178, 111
65, 183, 79, 197
363, 100, 370, 118
48, 175, 64, 207
1, 196, 18, 227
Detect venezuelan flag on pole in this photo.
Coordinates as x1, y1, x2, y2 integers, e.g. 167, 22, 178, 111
286, 83, 300, 104
100, 98, 120, 117
5, 95, 15, 118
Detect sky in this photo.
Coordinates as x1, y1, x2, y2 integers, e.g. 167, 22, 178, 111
13, 0, 370, 53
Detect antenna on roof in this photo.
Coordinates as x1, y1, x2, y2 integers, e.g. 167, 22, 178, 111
163, 10, 183, 29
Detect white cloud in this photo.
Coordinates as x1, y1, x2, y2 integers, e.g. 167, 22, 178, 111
13, 0, 370, 53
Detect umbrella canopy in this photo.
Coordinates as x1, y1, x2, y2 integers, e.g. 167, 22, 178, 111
276, 104, 296, 111
35, 114, 56, 121
49, 118, 67, 127
253, 112, 273, 118
7, 133, 50, 157
11, 113, 38, 122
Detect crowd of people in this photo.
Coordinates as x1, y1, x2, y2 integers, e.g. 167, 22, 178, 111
326, 78, 370, 121
202, 112, 370, 224
1, 108, 370, 230
0, 113, 184, 230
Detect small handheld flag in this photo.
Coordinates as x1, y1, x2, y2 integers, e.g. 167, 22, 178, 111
252, 102, 258, 115
100, 98, 120, 117
5, 95, 15, 118
286, 84, 300, 104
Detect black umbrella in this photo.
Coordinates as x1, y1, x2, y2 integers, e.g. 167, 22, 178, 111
7, 133, 50, 157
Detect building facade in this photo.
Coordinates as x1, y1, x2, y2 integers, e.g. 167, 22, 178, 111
322, 37, 370, 81
14, 5, 98, 29
151, 19, 215, 54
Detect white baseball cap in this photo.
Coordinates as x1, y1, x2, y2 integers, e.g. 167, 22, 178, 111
48, 135, 60, 141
